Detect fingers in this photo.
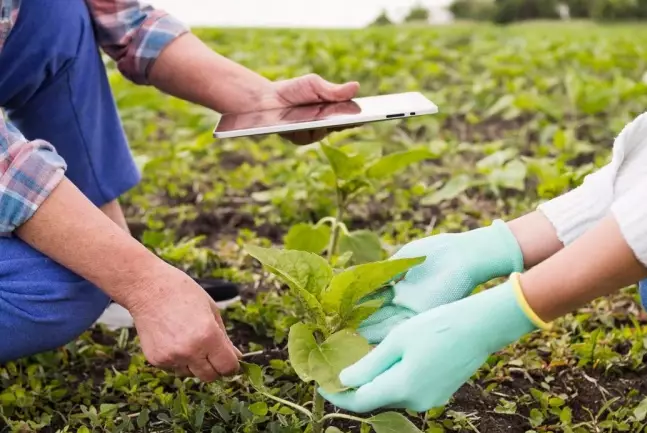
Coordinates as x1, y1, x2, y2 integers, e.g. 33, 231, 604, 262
320, 362, 408, 413
187, 359, 220, 383
173, 365, 191, 378
314, 76, 360, 102
281, 129, 329, 145
211, 298, 243, 359
202, 327, 241, 378
339, 335, 401, 388
358, 306, 415, 344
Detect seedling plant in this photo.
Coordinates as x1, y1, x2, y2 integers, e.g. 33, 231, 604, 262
242, 139, 435, 433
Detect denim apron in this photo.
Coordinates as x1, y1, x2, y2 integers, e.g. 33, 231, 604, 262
0, 0, 140, 361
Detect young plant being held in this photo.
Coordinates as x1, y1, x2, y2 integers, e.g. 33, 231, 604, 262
243, 246, 423, 433
240, 139, 435, 433
284, 138, 436, 266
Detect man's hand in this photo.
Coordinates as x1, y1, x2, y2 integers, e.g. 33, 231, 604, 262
256, 74, 360, 145
260, 74, 359, 110
148, 33, 360, 144
127, 264, 241, 381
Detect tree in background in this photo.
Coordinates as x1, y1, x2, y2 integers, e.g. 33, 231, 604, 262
370, 9, 393, 26
449, 0, 496, 20
590, 0, 641, 20
493, 0, 560, 24
404, 3, 431, 23
563, 0, 591, 17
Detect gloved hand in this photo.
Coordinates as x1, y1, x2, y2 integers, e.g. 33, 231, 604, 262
320, 274, 550, 413
359, 220, 525, 343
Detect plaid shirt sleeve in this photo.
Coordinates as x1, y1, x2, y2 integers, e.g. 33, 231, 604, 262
85, 0, 190, 85
0, 114, 67, 236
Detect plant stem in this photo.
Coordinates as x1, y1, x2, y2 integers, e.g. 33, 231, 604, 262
257, 389, 314, 420
321, 413, 369, 424
326, 188, 345, 263
312, 391, 326, 433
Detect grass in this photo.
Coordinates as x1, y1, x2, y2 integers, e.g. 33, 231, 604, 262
3, 22, 647, 432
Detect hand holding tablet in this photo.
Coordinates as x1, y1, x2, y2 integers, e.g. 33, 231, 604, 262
213, 92, 439, 140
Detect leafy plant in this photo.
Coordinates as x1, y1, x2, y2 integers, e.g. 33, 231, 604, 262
242, 139, 432, 432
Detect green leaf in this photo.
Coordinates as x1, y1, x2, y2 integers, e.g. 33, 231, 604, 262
284, 223, 331, 254
297, 289, 328, 328
366, 148, 435, 180
325, 428, 344, 433
338, 230, 383, 265
634, 397, 647, 421
249, 402, 268, 417
560, 406, 573, 424
369, 412, 423, 433
421, 175, 472, 205
345, 298, 386, 330
340, 141, 383, 161
137, 408, 150, 428
308, 329, 371, 393
340, 178, 372, 199
321, 143, 365, 180
489, 160, 527, 191
334, 251, 354, 268
245, 245, 330, 326
245, 245, 332, 296
476, 148, 517, 170
287, 323, 318, 382
241, 362, 264, 389
321, 257, 425, 319
529, 408, 544, 427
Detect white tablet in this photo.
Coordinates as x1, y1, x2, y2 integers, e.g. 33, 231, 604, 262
212, 91, 439, 139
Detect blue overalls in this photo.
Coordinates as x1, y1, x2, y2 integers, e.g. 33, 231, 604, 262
0, 0, 140, 361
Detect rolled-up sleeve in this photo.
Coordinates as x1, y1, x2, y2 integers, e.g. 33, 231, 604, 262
0, 116, 66, 235
85, 0, 190, 85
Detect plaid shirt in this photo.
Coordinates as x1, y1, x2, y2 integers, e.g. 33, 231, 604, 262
0, 0, 188, 235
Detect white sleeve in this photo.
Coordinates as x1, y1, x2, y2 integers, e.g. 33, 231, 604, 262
611, 178, 647, 266
538, 112, 647, 246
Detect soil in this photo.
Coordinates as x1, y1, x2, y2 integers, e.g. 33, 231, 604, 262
113, 117, 638, 432
223, 315, 647, 432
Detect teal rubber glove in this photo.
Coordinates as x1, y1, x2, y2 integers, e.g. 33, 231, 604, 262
359, 220, 524, 343
320, 275, 549, 413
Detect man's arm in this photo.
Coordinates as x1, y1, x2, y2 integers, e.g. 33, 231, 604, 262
15, 176, 241, 381
86, 1, 359, 115
0, 116, 238, 381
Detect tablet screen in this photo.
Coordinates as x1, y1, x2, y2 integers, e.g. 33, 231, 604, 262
215, 100, 362, 133
214, 92, 438, 137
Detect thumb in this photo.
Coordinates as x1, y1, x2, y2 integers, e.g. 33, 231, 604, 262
339, 337, 401, 388
308, 75, 359, 102
211, 299, 243, 359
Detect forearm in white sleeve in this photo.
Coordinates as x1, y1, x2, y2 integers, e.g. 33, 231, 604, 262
538, 112, 647, 246
611, 177, 647, 267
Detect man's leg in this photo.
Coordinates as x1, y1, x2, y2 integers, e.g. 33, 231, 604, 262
0, 0, 235, 360
0, 237, 110, 362
3, 0, 238, 315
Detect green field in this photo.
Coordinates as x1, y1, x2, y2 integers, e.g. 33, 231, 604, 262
3, 22, 647, 432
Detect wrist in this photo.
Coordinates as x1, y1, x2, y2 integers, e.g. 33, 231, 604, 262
475, 277, 547, 352
107, 250, 176, 312
507, 211, 563, 268
467, 220, 524, 284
